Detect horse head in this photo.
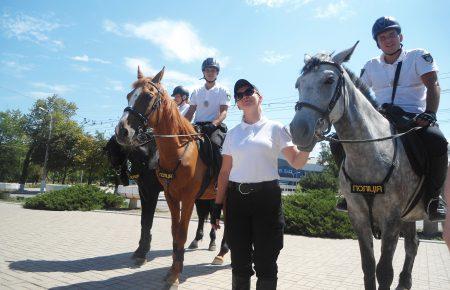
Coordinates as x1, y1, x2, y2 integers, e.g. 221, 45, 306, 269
115, 66, 166, 146
289, 42, 359, 152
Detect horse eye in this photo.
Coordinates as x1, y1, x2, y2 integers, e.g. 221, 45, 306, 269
324, 76, 335, 85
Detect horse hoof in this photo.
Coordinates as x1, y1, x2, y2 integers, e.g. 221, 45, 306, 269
208, 243, 217, 251
134, 257, 147, 266
211, 256, 224, 265
165, 275, 180, 286
188, 240, 199, 249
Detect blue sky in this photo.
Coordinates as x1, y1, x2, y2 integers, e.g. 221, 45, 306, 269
1, 0, 450, 150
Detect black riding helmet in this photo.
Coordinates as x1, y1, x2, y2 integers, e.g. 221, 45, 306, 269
201, 57, 220, 72
372, 16, 401, 41
171, 85, 190, 100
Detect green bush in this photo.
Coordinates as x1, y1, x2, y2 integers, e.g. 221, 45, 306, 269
23, 184, 125, 211
283, 189, 355, 239
298, 172, 338, 191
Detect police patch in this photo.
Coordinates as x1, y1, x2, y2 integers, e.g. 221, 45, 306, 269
422, 53, 433, 63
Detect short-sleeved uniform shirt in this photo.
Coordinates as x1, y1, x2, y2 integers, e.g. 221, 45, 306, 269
178, 103, 190, 117
222, 117, 294, 183
360, 49, 438, 113
190, 83, 231, 123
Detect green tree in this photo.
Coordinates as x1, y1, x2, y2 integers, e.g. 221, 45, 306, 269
19, 95, 79, 189
0, 110, 29, 181
298, 143, 339, 192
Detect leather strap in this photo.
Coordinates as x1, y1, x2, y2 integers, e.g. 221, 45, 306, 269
391, 61, 402, 104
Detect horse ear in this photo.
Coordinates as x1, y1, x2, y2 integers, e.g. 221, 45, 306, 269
137, 66, 144, 79
332, 41, 359, 64
152, 67, 165, 83
304, 53, 312, 64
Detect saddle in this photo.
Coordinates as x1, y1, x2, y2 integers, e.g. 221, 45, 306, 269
381, 105, 429, 218
194, 123, 227, 199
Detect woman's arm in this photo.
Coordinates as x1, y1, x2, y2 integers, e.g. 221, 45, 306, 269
211, 154, 232, 230
282, 146, 310, 169
215, 155, 232, 204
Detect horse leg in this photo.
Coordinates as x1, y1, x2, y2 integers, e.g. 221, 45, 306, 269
208, 200, 217, 251
167, 199, 195, 286
188, 199, 206, 249
133, 179, 160, 265
376, 221, 401, 290
349, 211, 377, 290
212, 232, 229, 265
396, 222, 419, 290
164, 193, 181, 283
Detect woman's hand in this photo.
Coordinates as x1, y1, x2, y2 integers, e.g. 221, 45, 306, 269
210, 203, 223, 230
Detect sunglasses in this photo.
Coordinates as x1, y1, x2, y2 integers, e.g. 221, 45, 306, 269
235, 87, 255, 101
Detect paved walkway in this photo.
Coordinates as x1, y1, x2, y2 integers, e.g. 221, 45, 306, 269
0, 202, 449, 290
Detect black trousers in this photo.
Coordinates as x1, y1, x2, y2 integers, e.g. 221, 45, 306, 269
225, 182, 285, 280
196, 122, 227, 179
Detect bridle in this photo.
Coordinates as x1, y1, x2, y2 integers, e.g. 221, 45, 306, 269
294, 60, 346, 135
122, 81, 202, 146
293, 59, 421, 144
123, 81, 163, 145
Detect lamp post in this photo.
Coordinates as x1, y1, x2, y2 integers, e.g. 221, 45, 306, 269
38, 107, 53, 193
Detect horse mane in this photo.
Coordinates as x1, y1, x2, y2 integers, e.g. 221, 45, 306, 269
301, 53, 378, 108
159, 94, 196, 135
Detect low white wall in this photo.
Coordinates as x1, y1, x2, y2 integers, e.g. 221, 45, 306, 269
46, 184, 70, 192
0, 183, 20, 191
117, 185, 140, 199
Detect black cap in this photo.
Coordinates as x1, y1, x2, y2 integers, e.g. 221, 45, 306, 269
234, 79, 256, 100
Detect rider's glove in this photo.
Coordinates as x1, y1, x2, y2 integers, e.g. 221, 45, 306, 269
202, 123, 217, 136
416, 111, 437, 125
210, 203, 223, 225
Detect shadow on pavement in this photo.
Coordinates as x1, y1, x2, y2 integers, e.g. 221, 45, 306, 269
49, 263, 229, 290
8, 250, 172, 273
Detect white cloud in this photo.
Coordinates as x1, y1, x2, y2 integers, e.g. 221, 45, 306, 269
246, 0, 312, 8
72, 64, 91, 72
30, 82, 72, 96
1, 13, 64, 49
107, 80, 125, 92
1, 60, 33, 75
106, 19, 219, 63
71, 54, 110, 64
261, 51, 291, 64
314, 0, 353, 19
124, 57, 203, 93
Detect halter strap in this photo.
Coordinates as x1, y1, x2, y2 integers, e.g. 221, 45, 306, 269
295, 61, 346, 135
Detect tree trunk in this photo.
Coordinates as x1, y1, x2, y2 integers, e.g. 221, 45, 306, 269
19, 143, 35, 192
61, 164, 68, 184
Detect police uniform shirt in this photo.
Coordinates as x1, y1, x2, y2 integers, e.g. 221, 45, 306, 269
190, 83, 231, 123
178, 103, 190, 117
222, 117, 293, 183
360, 49, 438, 113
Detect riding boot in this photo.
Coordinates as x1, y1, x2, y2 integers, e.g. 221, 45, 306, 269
424, 153, 448, 222
232, 274, 250, 290
256, 278, 277, 290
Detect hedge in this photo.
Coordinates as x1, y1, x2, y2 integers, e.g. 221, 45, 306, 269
24, 184, 125, 211
283, 189, 355, 239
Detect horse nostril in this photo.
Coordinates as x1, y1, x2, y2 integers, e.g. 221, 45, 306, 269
119, 125, 128, 137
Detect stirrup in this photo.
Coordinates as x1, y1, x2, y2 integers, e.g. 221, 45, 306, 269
426, 197, 447, 222
336, 198, 348, 212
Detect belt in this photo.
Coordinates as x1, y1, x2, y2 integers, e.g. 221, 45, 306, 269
228, 180, 278, 195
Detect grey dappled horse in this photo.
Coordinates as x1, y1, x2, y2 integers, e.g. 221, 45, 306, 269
290, 43, 424, 290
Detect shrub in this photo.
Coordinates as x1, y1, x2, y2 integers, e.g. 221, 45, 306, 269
23, 184, 125, 211
283, 189, 355, 239
298, 172, 338, 191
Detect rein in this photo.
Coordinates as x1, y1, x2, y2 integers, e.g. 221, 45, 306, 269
295, 59, 421, 144
318, 126, 422, 144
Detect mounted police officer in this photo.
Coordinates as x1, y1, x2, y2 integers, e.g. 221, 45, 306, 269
336, 16, 447, 222
185, 57, 230, 179
171, 85, 190, 117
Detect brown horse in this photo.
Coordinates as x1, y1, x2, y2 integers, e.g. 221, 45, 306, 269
115, 66, 226, 287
